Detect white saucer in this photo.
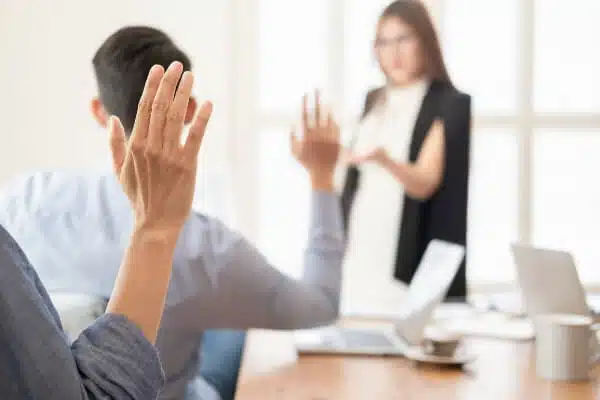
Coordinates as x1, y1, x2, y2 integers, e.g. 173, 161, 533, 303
403, 346, 477, 365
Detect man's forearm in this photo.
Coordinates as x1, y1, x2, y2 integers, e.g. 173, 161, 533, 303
106, 228, 179, 344
296, 186, 344, 326
179, 168, 343, 331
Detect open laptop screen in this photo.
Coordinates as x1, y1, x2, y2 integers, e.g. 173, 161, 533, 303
396, 239, 465, 344
511, 244, 589, 318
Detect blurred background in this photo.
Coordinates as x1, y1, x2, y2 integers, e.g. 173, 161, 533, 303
1, 0, 600, 293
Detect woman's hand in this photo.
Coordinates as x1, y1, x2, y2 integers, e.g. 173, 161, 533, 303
348, 119, 445, 200
108, 62, 213, 236
347, 147, 390, 166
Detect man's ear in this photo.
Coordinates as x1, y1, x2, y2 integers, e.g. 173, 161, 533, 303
90, 97, 109, 128
185, 97, 198, 125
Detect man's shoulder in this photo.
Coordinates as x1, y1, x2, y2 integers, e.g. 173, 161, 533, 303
2, 169, 116, 194
0, 169, 125, 224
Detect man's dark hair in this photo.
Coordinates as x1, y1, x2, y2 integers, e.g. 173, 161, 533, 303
92, 26, 192, 134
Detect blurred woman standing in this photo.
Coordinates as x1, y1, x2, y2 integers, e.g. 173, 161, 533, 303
341, 0, 472, 311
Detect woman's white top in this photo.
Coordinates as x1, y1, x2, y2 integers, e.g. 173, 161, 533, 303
342, 79, 429, 314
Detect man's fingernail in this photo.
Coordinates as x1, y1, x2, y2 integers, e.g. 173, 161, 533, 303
169, 61, 183, 71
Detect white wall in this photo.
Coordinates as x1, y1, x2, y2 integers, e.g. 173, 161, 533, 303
0, 0, 236, 223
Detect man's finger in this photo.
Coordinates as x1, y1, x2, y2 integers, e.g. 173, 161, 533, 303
302, 93, 318, 140
301, 94, 313, 137
314, 90, 321, 127
109, 116, 127, 175
130, 65, 164, 145
325, 111, 333, 130
182, 101, 213, 165
327, 112, 340, 141
163, 71, 194, 155
147, 61, 184, 153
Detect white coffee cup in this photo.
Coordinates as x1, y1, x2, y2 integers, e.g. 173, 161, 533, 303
534, 313, 597, 381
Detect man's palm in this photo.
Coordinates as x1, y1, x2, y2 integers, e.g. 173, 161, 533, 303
108, 62, 213, 231
291, 93, 340, 175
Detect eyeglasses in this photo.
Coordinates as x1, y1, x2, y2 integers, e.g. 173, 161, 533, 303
374, 34, 414, 49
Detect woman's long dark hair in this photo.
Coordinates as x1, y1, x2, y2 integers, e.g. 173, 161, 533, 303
378, 0, 453, 87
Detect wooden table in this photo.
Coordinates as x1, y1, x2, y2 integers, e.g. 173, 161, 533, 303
236, 325, 600, 399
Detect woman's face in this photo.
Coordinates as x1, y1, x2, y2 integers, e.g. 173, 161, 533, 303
375, 16, 425, 86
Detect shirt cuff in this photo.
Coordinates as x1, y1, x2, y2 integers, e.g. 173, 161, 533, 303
311, 190, 343, 237
72, 313, 165, 399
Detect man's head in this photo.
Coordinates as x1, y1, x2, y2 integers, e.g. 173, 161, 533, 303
91, 26, 196, 135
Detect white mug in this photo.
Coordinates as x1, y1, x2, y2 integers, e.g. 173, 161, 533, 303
534, 313, 598, 381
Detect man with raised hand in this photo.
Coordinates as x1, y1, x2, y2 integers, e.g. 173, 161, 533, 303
0, 62, 213, 399
0, 26, 344, 400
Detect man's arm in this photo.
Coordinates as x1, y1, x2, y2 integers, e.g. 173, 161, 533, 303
105, 63, 213, 344
0, 62, 214, 399
185, 93, 345, 330
186, 188, 343, 331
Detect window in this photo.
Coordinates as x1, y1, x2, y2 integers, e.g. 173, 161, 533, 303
256, 0, 332, 273
342, 0, 389, 116
442, 0, 600, 285
258, 128, 310, 277
529, 0, 600, 285
467, 129, 519, 283
244, 0, 600, 287
442, 0, 519, 114
534, 0, 600, 113
441, 0, 521, 286
533, 130, 600, 283
258, 0, 331, 115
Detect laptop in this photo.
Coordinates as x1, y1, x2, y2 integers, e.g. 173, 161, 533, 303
294, 239, 465, 356
510, 244, 600, 358
511, 244, 591, 318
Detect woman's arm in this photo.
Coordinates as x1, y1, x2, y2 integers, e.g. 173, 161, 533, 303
349, 119, 445, 200
379, 91, 472, 201
379, 119, 445, 200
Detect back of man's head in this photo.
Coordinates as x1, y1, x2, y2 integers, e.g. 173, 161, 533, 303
92, 26, 192, 134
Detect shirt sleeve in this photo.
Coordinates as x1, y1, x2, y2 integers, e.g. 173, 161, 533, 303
0, 224, 165, 400
72, 314, 165, 400
184, 191, 345, 330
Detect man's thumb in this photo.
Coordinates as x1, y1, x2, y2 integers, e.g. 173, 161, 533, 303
290, 129, 300, 153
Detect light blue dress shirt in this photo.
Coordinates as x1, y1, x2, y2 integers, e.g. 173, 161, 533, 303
0, 170, 344, 400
